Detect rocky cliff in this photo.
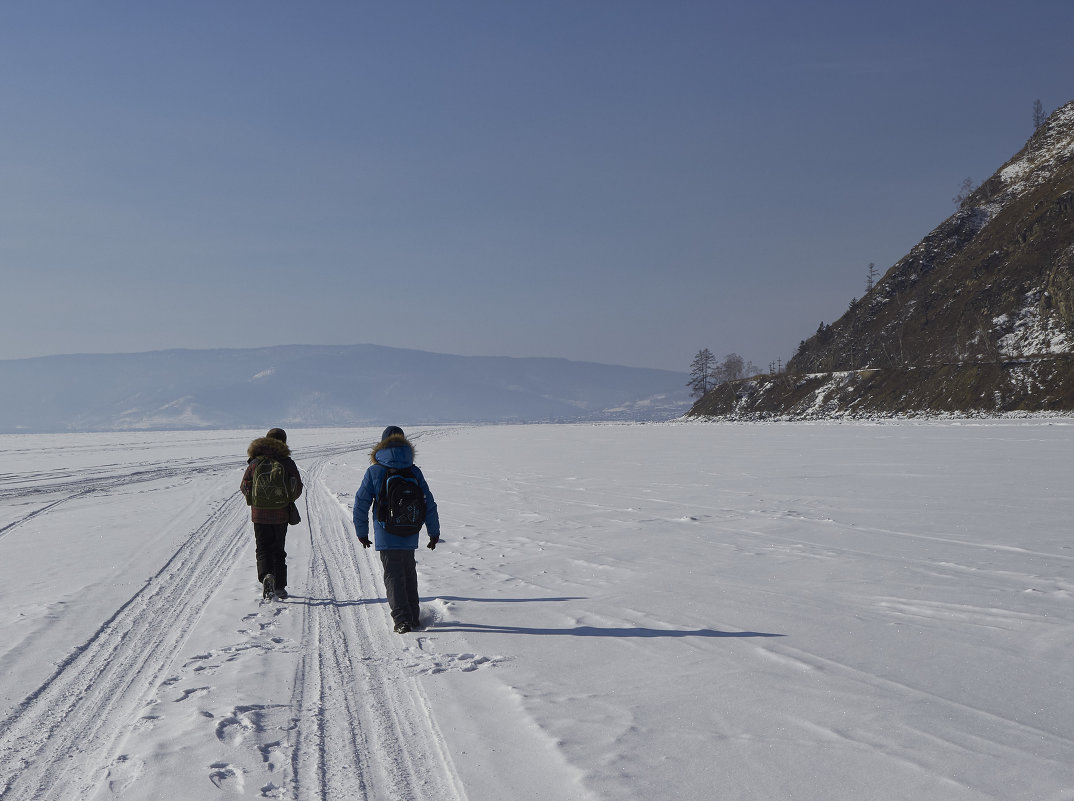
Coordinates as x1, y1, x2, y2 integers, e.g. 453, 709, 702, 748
690, 100, 1074, 420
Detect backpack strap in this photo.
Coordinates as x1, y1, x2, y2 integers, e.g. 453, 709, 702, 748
375, 466, 397, 521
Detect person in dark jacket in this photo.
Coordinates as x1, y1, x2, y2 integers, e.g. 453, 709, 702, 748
240, 427, 303, 599
353, 426, 440, 633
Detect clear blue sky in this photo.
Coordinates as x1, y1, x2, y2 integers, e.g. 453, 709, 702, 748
2, 1, 1072, 371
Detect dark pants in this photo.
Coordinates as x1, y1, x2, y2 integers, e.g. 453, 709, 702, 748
379, 549, 420, 626
254, 522, 288, 588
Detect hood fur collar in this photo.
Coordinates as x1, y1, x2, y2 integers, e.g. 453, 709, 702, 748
370, 433, 414, 464
248, 436, 292, 460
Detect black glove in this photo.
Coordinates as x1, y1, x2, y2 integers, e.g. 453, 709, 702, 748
358, 536, 372, 548
427, 537, 439, 550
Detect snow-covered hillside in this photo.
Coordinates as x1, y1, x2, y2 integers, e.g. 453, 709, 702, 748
739, 100, 1074, 421
0, 422, 1071, 800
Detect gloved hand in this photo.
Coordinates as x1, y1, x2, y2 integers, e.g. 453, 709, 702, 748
358, 536, 372, 548
427, 537, 439, 550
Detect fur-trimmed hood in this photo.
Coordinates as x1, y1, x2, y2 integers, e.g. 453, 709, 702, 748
370, 433, 415, 469
247, 436, 292, 461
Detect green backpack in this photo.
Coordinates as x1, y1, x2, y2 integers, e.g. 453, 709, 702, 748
250, 457, 291, 509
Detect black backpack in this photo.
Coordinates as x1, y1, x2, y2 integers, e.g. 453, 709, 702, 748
376, 467, 427, 536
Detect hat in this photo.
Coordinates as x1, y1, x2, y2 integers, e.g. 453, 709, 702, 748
266, 428, 287, 443
381, 425, 405, 441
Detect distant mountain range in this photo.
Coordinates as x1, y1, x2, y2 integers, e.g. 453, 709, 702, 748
691, 99, 1074, 419
0, 345, 690, 433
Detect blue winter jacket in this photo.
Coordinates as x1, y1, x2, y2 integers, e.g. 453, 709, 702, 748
353, 436, 440, 550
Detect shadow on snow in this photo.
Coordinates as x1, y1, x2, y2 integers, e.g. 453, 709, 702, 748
283, 594, 785, 638
433, 598, 783, 638
429, 623, 784, 638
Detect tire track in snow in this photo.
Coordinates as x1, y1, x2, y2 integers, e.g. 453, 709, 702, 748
0, 441, 358, 544
0, 457, 232, 499
0, 490, 91, 542
0, 441, 358, 500
0, 493, 251, 801
289, 454, 467, 801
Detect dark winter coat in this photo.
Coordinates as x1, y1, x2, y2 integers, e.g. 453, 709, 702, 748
352, 433, 440, 550
240, 436, 303, 524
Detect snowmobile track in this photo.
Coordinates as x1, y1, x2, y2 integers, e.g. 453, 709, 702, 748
0, 490, 91, 543
0, 494, 251, 801
287, 454, 467, 801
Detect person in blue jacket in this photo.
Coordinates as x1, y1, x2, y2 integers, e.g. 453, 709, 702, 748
353, 426, 441, 633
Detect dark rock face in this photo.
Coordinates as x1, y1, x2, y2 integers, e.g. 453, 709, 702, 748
691, 101, 1074, 420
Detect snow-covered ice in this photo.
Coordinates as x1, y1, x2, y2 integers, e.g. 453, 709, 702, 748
0, 421, 1071, 800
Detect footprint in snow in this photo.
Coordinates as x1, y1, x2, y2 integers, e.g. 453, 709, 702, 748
409, 652, 508, 675
258, 740, 288, 772
215, 714, 255, 746
175, 686, 213, 703
104, 754, 145, 796
208, 762, 245, 793
214, 704, 274, 745
134, 714, 161, 731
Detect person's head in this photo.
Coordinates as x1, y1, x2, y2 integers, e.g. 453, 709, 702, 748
381, 425, 404, 441
266, 428, 287, 443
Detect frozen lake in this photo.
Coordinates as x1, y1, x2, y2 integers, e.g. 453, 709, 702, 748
0, 420, 1071, 800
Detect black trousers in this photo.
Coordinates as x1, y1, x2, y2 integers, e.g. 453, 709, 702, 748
254, 522, 288, 588
379, 549, 420, 626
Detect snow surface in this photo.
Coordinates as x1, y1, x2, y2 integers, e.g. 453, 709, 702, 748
0, 422, 1072, 800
